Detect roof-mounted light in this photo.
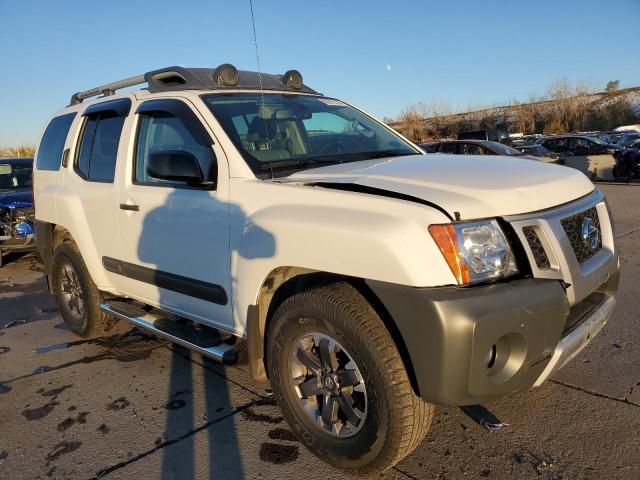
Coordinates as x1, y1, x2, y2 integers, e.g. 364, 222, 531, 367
282, 70, 303, 90
213, 63, 239, 87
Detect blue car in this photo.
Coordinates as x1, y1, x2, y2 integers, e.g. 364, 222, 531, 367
0, 158, 35, 266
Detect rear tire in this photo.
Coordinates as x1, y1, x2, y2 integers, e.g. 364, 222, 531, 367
51, 241, 125, 337
266, 282, 433, 474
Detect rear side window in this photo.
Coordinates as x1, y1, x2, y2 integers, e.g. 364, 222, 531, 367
36, 113, 76, 171
76, 112, 126, 182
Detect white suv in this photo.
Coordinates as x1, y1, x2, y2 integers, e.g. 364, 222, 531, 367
33, 64, 620, 473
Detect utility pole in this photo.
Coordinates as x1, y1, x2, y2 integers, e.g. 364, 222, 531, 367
15, 133, 21, 157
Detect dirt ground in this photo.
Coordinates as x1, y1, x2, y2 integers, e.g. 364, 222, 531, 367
0, 184, 638, 480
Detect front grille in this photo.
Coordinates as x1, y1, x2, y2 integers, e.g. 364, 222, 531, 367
522, 226, 550, 270
561, 207, 602, 264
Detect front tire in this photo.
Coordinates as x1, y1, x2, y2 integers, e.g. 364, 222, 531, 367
266, 282, 433, 473
51, 242, 123, 337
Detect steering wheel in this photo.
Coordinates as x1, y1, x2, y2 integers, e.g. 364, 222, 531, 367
317, 137, 361, 155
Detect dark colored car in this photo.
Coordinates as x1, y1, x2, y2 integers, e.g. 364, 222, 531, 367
0, 158, 35, 266
419, 139, 540, 160
457, 129, 510, 143
535, 135, 622, 157
613, 142, 640, 181
616, 132, 640, 149
516, 144, 558, 159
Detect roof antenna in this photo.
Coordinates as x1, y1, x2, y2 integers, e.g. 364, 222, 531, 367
248, 0, 273, 179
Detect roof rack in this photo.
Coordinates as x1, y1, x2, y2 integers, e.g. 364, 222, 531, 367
69, 65, 318, 106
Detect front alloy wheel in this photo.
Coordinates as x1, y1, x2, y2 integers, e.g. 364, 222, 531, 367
291, 333, 367, 437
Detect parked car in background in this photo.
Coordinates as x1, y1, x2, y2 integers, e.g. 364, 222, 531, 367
516, 144, 560, 161
421, 139, 541, 161
536, 135, 622, 156
511, 134, 543, 147
0, 157, 35, 267
589, 132, 614, 144
613, 145, 640, 182
536, 135, 622, 180
615, 132, 640, 150
607, 131, 628, 144
457, 129, 510, 143
614, 124, 640, 133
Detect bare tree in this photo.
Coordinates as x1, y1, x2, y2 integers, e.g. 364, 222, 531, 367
395, 105, 426, 141
0, 145, 36, 158
605, 80, 620, 92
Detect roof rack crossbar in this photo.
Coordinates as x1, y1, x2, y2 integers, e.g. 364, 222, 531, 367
70, 74, 146, 105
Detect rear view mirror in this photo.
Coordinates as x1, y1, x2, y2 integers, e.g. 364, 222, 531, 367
147, 150, 205, 184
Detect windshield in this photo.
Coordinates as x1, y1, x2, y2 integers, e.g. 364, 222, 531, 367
484, 142, 524, 156
618, 134, 640, 147
0, 162, 32, 191
203, 93, 417, 176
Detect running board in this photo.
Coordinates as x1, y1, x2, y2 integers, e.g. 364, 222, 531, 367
100, 300, 238, 364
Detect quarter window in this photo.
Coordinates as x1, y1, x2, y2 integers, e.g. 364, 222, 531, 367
36, 113, 76, 171
76, 112, 126, 182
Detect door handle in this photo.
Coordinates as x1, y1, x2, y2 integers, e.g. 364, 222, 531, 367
119, 203, 139, 211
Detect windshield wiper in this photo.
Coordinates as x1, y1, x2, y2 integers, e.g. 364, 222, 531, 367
260, 157, 345, 171
361, 150, 416, 160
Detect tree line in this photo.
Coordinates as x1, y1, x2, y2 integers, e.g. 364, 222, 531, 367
391, 79, 640, 142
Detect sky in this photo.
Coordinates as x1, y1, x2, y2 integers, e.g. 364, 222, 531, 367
1, 0, 639, 146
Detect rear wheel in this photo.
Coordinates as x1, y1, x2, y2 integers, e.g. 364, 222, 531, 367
51, 242, 125, 337
267, 282, 433, 473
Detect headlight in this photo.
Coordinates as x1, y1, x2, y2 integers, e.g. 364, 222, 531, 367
429, 219, 518, 285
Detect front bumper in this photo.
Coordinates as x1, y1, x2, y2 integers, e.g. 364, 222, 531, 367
367, 268, 619, 406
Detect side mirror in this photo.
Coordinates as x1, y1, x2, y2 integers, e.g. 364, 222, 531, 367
147, 150, 206, 185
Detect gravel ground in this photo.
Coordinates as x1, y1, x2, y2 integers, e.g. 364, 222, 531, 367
0, 184, 638, 480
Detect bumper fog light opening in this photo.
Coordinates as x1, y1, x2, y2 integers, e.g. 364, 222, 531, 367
485, 344, 497, 369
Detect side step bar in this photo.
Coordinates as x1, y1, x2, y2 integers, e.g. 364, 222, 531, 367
100, 300, 238, 365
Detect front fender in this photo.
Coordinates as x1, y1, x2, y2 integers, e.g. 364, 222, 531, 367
230, 180, 457, 332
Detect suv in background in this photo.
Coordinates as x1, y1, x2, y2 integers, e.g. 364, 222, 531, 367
536, 135, 621, 156
34, 64, 620, 474
422, 139, 540, 160
0, 157, 35, 267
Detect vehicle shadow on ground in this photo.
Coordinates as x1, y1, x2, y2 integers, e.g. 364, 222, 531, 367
0, 252, 59, 329
159, 347, 246, 480
136, 188, 275, 479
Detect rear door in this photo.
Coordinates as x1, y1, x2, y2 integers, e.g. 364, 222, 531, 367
54, 98, 131, 285
569, 137, 589, 156
115, 97, 232, 330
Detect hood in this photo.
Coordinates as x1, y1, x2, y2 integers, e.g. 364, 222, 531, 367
0, 189, 34, 209
285, 154, 595, 219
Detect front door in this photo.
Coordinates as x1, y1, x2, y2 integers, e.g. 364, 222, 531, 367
115, 98, 232, 330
